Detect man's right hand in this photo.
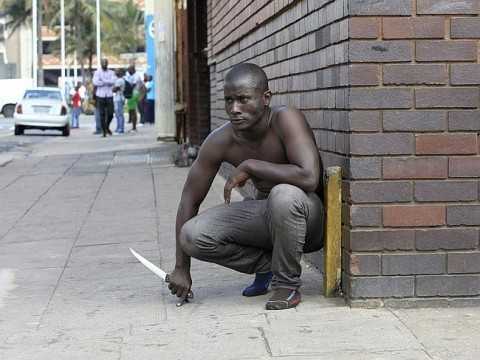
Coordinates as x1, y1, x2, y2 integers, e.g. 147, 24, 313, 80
168, 267, 192, 299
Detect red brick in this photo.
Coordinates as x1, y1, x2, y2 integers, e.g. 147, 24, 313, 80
384, 64, 447, 85
350, 64, 380, 86
416, 134, 478, 155
350, 17, 379, 39
415, 88, 479, 108
451, 64, 480, 85
383, 157, 448, 179
350, 40, 413, 63
449, 156, 480, 177
416, 40, 477, 61
383, 205, 446, 227
348, 253, 381, 275
350, 88, 413, 109
383, 111, 447, 132
414, 180, 478, 202
417, 0, 479, 15
451, 17, 480, 38
383, 17, 445, 39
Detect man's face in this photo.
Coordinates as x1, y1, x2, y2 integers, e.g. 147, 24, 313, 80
128, 66, 135, 75
101, 59, 108, 70
224, 79, 270, 131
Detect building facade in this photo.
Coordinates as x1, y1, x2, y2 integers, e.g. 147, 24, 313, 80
184, 0, 480, 307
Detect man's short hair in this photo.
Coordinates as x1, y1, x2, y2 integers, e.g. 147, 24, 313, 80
225, 63, 269, 92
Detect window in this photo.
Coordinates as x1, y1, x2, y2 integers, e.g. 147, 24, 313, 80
24, 90, 62, 101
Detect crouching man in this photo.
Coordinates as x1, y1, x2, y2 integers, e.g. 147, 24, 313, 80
168, 63, 324, 310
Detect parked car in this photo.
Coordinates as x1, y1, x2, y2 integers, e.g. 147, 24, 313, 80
14, 87, 70, 136
0, 78, 34, 118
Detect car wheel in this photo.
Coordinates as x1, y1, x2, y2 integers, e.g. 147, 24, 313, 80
62, 124, 70, 137
14, 125, 24, 136
3, 104, 15, 118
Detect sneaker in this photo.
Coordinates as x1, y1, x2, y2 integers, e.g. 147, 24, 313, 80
265, 288, 301, 310
242, 272, 273, 297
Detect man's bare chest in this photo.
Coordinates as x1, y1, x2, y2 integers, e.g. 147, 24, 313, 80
227, 131, 288, 167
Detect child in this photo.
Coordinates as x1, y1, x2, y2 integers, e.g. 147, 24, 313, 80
71, 86, 82, 129
127, 81, 141, 132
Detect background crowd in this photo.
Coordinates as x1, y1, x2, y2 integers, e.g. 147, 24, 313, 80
65, 60, 155, 137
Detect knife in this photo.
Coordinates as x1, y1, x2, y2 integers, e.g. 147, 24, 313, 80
129, 247, 193, 307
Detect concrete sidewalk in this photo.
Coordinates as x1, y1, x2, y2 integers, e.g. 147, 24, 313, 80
0, 123, 479, 359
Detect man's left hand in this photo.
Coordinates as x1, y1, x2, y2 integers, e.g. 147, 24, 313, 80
224, 165, 250, 204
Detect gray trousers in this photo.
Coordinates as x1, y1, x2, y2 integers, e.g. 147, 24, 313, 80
180, 184, 325, 290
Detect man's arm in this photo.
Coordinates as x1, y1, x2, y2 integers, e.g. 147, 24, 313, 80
225, 108, 321, 202
92, 71, 103, 87
169, 135, 224, 298
104, 71, 116, 86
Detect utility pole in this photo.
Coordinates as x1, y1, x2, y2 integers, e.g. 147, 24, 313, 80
96, 0, 101, 68
32, 0, 37, 86
60, 0, 66, 91
154, 0, 176, 140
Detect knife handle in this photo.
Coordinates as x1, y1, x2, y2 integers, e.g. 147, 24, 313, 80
176, 290, 194, 307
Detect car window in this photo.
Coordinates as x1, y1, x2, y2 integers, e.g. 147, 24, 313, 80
24, 90, 62, 101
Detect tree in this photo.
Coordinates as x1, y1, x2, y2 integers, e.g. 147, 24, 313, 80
1, 0, 48, 85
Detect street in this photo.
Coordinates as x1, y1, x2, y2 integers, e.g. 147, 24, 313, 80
0, 115, 479, 359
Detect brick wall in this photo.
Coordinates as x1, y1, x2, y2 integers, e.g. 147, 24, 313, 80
205, 0, 480, 306
208, 0, 350, 194
345, 0, 480, 307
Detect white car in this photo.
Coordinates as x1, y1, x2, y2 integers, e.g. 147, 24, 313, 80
14, 87, 70, 136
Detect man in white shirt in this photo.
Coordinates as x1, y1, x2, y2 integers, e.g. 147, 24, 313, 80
92, 58, 116, 137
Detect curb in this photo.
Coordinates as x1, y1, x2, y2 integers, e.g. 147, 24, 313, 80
0, 154, 13, 167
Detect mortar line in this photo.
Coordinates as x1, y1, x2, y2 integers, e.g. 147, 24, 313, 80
387, 308, 435, 360
0, 155, 82, 242
36, 153, 114, 330
257, 326, 273, 357
149, 149, 169, 320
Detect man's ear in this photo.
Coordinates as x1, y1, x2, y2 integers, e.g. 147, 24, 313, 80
263, 90, 272, 106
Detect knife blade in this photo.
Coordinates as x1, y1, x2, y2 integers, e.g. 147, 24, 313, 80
129, 247, 193, 306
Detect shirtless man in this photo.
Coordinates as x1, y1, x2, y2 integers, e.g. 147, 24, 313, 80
168, 63, 325, 310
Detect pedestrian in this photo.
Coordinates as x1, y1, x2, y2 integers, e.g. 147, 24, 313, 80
113, 69, 126, 134
167, 63, 325, 310
92, 58, 115, 137
124, 64, 142, 124
70, 86, 82, 129
127, 81, 141, 132
137, 74, 147, 125
144, 74, 155, 125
